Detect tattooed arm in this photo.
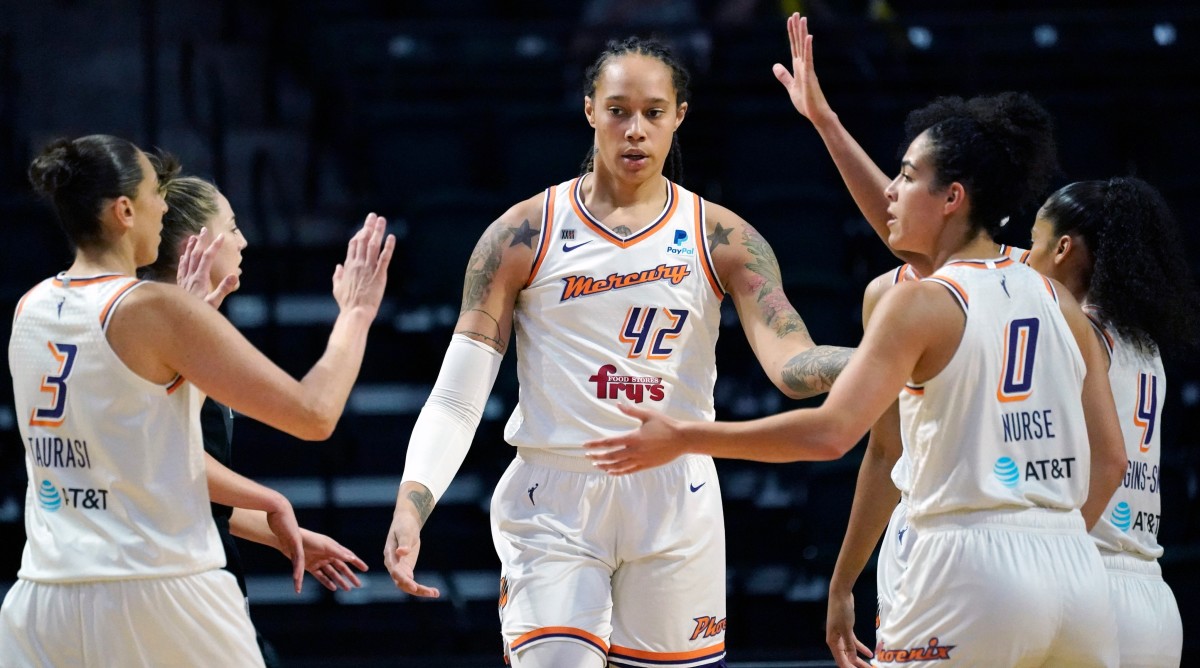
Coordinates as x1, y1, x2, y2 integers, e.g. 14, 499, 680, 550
385, 195, 543, 597
707, 203, 853, 399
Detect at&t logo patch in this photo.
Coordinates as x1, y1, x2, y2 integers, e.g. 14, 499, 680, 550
993, 457, 1020, 488
38, 479, 62, 512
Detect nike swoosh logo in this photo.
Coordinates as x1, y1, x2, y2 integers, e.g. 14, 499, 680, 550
562, 241, 592, 252
689, 482, 706, 493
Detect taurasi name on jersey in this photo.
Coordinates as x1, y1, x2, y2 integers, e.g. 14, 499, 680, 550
28, 436, 91, 469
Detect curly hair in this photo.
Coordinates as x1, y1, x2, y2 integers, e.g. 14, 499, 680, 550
1040, 177, 1200, 357
579, 36, 689, 184
901, 92, 1059, 238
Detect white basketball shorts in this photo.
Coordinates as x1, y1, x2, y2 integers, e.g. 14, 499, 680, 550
492, 447, 727, 668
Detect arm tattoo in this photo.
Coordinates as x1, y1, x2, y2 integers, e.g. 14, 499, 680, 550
707, 222, 732, 248
781, 345, 854, 398
462, 224, 507, 311
406, 488, 435, 527
741, 223, 810, 338
509, 218, 540, 248
458, 309, 506, 351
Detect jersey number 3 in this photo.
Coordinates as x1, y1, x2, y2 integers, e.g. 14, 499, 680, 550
997, 318, 1039, 403
30, 341, 78, 427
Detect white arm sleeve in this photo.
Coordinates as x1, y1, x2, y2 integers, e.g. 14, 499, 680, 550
400, 334, 503, 502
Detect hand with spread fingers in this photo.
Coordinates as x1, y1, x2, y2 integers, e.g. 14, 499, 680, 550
583, 403, 690, 475
332, 213, 395, 318
289, 529, 368, 592
176, 227, 240, 308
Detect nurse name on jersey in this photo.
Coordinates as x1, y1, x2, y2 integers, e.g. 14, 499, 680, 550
1001, 408, 1055, 443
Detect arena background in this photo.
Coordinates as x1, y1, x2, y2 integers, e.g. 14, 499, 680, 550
0, 1, 1197, 666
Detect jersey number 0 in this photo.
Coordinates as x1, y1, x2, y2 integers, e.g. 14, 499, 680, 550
997, 318, 1039, 403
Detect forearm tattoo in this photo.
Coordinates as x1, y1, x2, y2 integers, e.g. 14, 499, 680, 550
407, 487, 435, 527
741, 223, 810, 338
781, 345, 854, 397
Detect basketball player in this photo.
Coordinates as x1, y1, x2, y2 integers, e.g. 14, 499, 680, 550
777, 16, 1193, 666
1, 135, 393, 666
1027, 177, 1197, 667
772, 15, 1039, 665
586, 92, 1128, 666
138, 175, 371, 664
147, 175, 370, 595
384, 37, 852, 668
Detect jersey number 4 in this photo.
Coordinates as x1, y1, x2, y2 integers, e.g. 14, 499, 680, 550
30, 341, 78, 427
1134, 372, 1158, 453
619, 307, 689, 359
997, 318, 1039, 403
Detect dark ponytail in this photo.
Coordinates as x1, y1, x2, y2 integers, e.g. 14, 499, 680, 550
1041, 177, 1200, 356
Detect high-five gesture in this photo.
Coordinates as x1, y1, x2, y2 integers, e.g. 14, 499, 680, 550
177, 227, 240, 308
772, 14, 836, 128
332, 213, 395, 318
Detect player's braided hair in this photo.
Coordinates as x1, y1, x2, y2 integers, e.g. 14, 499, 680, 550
1040, 177, 1200, 357
579, 36, 688, 184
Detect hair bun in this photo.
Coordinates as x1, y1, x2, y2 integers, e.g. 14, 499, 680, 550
28, 138, 78, 197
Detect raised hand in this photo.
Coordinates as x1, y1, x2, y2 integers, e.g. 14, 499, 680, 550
284, 529, 368, 592
176, 227, 240, 308
332, 213, 396, 318
583, 403, 689, 475
827, 588, 873, 668
772, 14, 836, 127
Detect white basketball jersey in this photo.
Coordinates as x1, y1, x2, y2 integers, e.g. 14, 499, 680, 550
888, 245, 1030, 496
504, 176, 724, 455
1086, 314, 1166, 558
898, 258, 1088, 520
10, 274, 223, 582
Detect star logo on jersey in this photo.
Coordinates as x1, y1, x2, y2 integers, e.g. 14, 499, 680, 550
562, 240, 592, 252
